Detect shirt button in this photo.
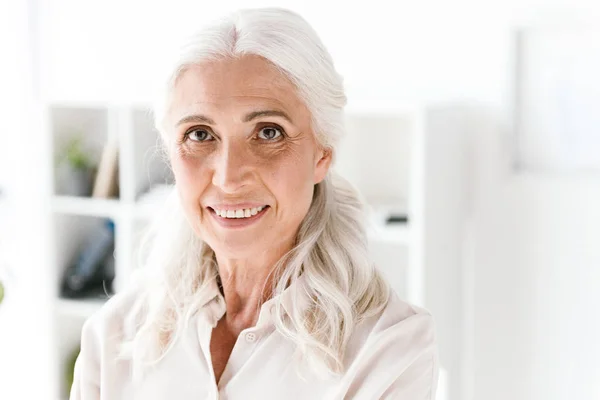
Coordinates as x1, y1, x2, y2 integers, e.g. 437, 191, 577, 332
245, 332, 257, 343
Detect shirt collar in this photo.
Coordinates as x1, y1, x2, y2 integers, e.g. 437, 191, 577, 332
200, 273, 311, 328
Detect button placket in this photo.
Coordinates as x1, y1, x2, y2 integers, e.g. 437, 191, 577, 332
244, 331, 257, 343
217, 328, 262, 389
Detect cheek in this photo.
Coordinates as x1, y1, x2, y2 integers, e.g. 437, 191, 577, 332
171, 151, 209, 209
268, 152, 315, 217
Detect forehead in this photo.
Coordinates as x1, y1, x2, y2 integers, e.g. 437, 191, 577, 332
168, 55, 307, 122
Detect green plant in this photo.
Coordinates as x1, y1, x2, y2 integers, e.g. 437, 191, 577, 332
59, 136, 92, 170
65, 346, 80, 392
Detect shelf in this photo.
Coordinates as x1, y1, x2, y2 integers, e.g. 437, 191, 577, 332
368, 223, 411, 245
133, 202, 162, 220
132, 184, 173, 219
52, 196, 121, 218
365, 202, 411, 245
55, 298, 106, 319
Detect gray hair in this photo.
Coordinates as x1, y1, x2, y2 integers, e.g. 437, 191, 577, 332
120, 7, 390, 381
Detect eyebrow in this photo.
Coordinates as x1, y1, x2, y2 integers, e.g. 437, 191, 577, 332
175, 109, 293, 127
243, 110, 293, 123
176, 114, 215, 126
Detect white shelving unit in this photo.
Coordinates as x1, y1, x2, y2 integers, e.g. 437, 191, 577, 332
55, 298, 106, 319
44, 101, 466, 400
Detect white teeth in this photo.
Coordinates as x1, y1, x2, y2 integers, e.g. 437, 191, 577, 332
214, 206, 267, 219
252, 206, 264, 216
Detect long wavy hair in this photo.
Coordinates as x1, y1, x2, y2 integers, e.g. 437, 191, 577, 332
119, 7, 390, 381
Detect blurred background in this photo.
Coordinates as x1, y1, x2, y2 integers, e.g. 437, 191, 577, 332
1, 1, 599, 399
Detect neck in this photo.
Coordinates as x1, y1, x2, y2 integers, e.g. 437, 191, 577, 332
214, 239, 293, 328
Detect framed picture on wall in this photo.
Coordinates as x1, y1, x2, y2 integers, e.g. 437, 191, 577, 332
513, 25, 600, 173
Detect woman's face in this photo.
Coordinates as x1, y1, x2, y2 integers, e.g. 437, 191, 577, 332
166, 55, 331, 260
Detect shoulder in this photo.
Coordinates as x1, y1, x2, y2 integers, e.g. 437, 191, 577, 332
346, 289, 438, 370
361, 290, 437, 351
341, 291, 439, 397
70, 284, 151, 398
377, 290, 436, 338
80, 285, 146, 354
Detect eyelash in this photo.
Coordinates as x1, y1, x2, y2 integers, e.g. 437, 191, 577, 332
182, 124, 286, 143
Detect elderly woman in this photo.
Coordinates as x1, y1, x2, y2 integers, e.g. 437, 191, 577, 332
71, 7, 439, 400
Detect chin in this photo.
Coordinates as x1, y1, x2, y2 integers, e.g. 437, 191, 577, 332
208, 235, 266, 259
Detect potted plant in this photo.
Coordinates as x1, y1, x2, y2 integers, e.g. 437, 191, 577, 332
56, 136, 95, 197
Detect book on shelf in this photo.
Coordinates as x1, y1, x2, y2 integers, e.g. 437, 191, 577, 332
92, 136, 119, 199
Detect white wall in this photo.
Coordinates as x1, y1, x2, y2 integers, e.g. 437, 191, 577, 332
0, 1, 55, 399
450, 5, 600, 400
471, 175, 600, 400
40, 0, 512, 107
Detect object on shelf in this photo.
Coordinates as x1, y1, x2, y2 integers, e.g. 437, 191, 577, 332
386, 214, 409, 224
92, 135, 119, 199
60, 219, 116, 298
56, 135, 96, 197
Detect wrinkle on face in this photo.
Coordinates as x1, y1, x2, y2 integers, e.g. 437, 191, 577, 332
166, 54, 331, 270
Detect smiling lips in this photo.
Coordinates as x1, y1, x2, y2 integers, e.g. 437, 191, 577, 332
208, 205, 269, 228
212, 205, 267, 219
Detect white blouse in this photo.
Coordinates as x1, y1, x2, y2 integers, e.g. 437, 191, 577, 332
70, 277, 439, 400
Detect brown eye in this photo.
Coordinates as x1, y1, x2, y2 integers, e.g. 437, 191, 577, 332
186, 128, 214, 142
258, 126, 283, 141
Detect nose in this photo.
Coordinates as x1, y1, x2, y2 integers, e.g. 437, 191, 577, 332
211, 140, 253, 194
